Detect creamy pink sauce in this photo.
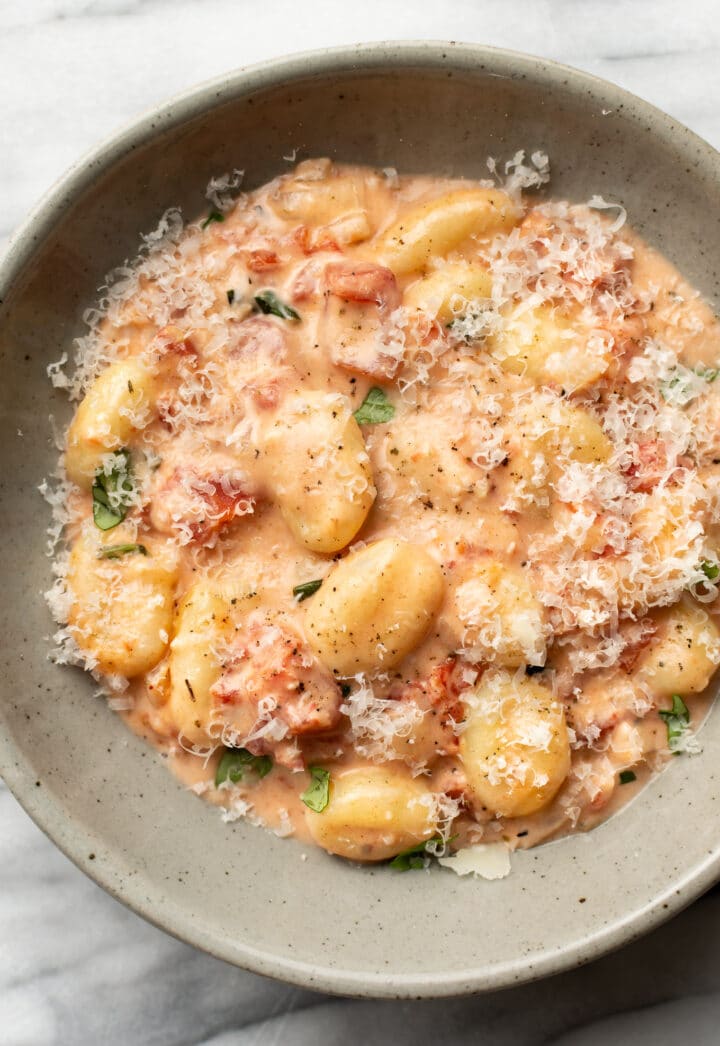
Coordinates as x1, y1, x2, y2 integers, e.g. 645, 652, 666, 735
51, 158, 720, 864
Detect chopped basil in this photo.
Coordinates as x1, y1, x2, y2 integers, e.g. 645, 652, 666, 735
201, 209, 225, 229
658, 694, 691, 754
215, 747, 273, 787
340, 683, 352, 698
660, 363, 718, 404
301, 766, 330, 812
91, 450, 135, 531
253, 290, 300, 321
390, 835, 448, 871
659, 372, 687, 402
389, 841, 432, 871
353, 386, 395, 425
226, 289, 235, 304
97, 543, 147, 560
619, 770, 637, 785
700, 559, 720, 581
293, 579, 322, 602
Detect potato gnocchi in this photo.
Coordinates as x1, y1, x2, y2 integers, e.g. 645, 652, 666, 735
46, 155, 720, 869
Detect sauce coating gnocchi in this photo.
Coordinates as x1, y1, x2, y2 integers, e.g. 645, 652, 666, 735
48, 155, 720, 869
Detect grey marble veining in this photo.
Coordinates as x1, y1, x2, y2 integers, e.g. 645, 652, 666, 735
3, 1, 720, 1042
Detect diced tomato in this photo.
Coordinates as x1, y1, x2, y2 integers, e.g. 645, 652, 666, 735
325, 261, 400, 312
210, 619, 343, 767
624, 438, 672, 492
618, 617, 657, 673
321, 261, 403, 380
152, 324, 197, 359
247, 249, 280, 272
293, 225, 342, 256
150, 466, 256, 545
518, 210, 554, 242
188, 477, 255, 542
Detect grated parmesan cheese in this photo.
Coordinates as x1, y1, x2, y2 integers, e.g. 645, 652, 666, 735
438, 842, 512, 880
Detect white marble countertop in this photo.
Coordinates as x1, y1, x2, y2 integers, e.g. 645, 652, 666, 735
4, 1, 720, 1042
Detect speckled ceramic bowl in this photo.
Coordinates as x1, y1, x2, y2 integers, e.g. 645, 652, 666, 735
2, 41, 720, 998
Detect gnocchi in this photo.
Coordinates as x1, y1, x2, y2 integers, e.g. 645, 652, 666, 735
636, 601, 720, 698
520, 398, 613, 466
489, 303, 611, 392
380, 188, 519, 274
447, 558, 547, 668
67, 524, 178, 677
460, 674, 571, 818
305, 538, 445, 676
304, 766, 438, 861
403, 262, 493, 324
263, 391, 376, 553
167, 584, 238, 746
65, 357, 156, 488
274, 166, 367, 224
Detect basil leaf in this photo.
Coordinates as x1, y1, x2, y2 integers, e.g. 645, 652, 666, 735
293, 579, 322, 602
390, 835, 446, 872
660, 363, 718, 403
301, 766, 330, 812
226, 289, 235, 304
696, 364, 718, 382
97, 543, 148, 560
619, 770, 636, 785
658, 694, 691, 754
700, 559, 720, 581
201, 209, 225, 229
91, 450, 135, 531
253, 290, 300, 321
215, 747, 273, 787
353, 387, 395, 425
92, 501, 122, 531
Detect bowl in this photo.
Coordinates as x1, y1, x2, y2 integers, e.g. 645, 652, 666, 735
3, 41, 720, 999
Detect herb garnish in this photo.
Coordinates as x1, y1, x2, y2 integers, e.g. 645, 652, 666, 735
700, 559, 720, 581
301, 766, 330, 812
619, 770, 637, 785
253, 290, 300, 321
215, 747, 273, 787
226, 289, 235, 304
97, 543, 148, 560
201, 210, 225, 229
659, 694, 691, 754
91, 450, 135, 531
353, 386, 395, 425
660, 363, 718, 403
293, 579, 322, 602
389, 835, 453, 871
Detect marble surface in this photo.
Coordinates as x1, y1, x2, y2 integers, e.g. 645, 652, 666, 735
3, 0, 720, 1042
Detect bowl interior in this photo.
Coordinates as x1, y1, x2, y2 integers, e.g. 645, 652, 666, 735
2, 43, 720, 997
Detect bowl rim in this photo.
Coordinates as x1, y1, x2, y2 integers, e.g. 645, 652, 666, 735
3, 38, 720, 999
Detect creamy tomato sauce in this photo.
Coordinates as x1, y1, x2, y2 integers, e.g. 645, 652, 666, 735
47, 155, 720, 870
